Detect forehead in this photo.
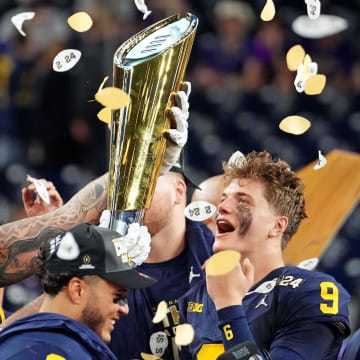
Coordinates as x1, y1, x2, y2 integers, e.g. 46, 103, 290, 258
224, 178, 266, 197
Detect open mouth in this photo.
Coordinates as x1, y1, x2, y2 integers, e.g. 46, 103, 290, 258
216, 219, 235, 234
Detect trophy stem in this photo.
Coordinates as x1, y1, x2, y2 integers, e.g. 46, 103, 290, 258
109, 210, 145, 236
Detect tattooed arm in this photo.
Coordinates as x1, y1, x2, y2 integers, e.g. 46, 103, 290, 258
0, 173, 108, 286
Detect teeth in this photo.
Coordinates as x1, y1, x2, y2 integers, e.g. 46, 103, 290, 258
111, 320, 116, 325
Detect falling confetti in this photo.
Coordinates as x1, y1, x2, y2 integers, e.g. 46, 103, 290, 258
134, 0, 152, 20
26, 174, 50, 205
52, 49, 82, 72
286, 45, 306, 72
11, 12, 35, 36
205, 250, 241, 276
286, 45, 326, 95
297, 257, 319, 270
313, 150, 327, 170
149, 332, 168, 358
152, 300, 168, 324
260, 0, 276, 22
184, 201, 216, 222
67, 11, 93, 32
294, 61, 318, 93
95, 87, 131, 109
291, 14, 348, 39
305, 0, 321, 20
227, 150, 246, 167
97, 76, 110, 93
175, 323, 195, 346
279, 115, 311, 135
97, 107, 112, 124
304, 74, 327, 95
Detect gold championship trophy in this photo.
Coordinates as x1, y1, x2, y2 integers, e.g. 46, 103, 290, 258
107, 13, 198, 235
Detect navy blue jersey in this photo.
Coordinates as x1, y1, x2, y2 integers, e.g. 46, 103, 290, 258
109, 220, 214, 360
178, 266, 351, 360
0, 312, 117, 359
342, 328, 360, 359
0, 306, 11, 326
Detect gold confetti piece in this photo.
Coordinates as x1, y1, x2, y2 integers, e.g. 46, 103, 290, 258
279, 115, 311, 135
97, 76, 110, 93
313, 150, 327, 170
95, 87, 131, 109
175, 323, 195, 346
97, 107, 112, 124
286, 45, 306, 71
260, 0, 276, 21
141, 353, 163, 360
304, 74, 326, 95
152, 300, 168, 324
11, 12, 35, 37
205, 250, 241, 276
67, 11, 93, 32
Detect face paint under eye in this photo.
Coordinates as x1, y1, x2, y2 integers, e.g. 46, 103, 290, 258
237, 205, 252, 236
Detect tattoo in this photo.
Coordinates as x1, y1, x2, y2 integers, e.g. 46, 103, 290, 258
0, 174, 108, 286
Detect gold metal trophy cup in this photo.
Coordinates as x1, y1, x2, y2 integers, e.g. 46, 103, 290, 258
107, 13, 198, 235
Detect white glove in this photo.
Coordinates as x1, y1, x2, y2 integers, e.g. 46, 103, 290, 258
99, 210, 151, 266
124, 222, 151, 266
160, 81, 191, 175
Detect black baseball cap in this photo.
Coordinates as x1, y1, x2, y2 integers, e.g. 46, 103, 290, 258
45, 223, 156, 289
170, 151, 200, 189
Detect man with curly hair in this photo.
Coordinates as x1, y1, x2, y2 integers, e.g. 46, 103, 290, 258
178, 150, 351, 360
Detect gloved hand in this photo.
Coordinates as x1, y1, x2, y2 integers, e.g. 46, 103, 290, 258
160, 81, 191, 175
99, 210, 151, 266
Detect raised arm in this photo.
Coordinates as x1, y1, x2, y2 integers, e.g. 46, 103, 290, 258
0, 173, 108, 286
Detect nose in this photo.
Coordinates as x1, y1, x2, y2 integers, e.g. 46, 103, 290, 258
217, 196, 234, 215
118, 303, 129, 315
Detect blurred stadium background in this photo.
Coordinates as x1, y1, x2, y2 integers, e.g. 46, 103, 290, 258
0, 0, 359, 330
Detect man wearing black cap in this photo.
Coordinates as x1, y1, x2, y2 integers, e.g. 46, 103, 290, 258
0, 223, 155, 360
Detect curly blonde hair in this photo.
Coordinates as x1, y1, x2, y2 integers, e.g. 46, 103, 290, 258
223, 150, 307, 249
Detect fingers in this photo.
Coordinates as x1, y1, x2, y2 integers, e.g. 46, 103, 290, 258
173, 90, 189, 113
180, 81, 191, 96
21, 188, 33, 207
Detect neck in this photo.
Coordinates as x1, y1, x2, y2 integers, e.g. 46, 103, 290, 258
246, 247, 285, 284
145, 217, 186, 263
39, 293, 81, 321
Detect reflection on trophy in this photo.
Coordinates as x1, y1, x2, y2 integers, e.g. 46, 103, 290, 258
107, 13, 198, 235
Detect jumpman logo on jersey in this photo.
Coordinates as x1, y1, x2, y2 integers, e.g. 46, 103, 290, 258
189, 266, 201, 284
255, 294, 269, 309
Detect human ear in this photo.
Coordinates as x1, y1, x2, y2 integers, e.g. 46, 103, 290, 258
67, 277, 86, 305
269, 216, 288, 238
